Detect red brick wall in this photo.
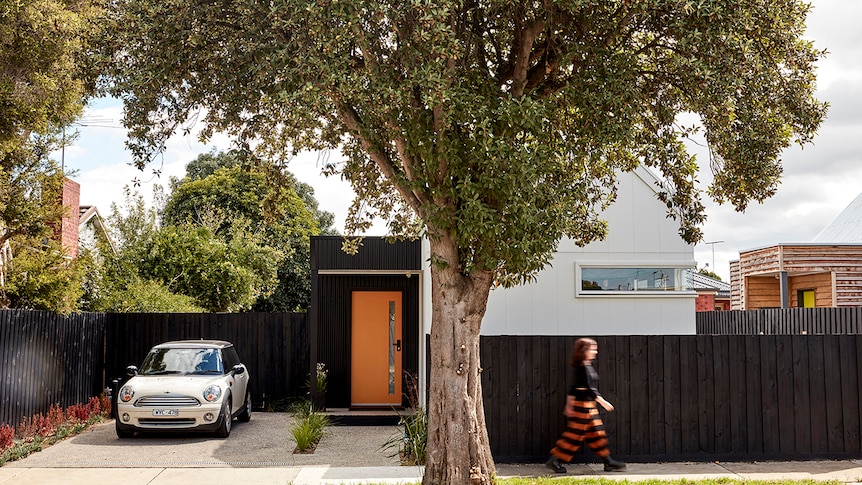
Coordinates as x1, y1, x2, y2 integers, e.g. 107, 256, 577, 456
695, 293, 715, 312
59, 178, 80, 259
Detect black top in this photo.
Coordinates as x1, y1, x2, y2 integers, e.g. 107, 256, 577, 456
569, 363, 602, 400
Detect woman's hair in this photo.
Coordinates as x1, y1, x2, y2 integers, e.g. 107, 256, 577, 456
571, 338, 597, 367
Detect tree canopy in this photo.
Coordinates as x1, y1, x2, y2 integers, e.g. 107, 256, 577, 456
83, 187, 281, 313
105, 1, 826, 482
0, 0, 107, 304
0, 0, 105, 156
163, 150, 335, 310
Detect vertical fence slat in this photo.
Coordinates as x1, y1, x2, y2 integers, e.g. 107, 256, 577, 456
628, 335, 649, 456
663, 336, 682, 455
697, 335, 715, 454
648, 336, 665, 455
679, 336, 699, 455
613, 335, 631, 456
776, 336, 795, 454
808, 335, 828, 453
839, 335, 860, 453
792, 335, 812, 454
824, 335, 846, 453
713, 336, 731, 453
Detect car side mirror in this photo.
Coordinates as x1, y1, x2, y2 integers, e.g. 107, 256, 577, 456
232, 364, 245, 375
125, 365, 139, 377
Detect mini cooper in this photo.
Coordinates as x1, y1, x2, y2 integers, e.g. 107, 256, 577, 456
115, 340, 251, 438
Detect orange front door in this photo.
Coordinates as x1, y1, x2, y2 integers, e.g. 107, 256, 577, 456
351, 291, 402, 407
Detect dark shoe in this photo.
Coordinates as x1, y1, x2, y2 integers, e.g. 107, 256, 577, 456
545, 456, 567, 473
603, 457, 627, 472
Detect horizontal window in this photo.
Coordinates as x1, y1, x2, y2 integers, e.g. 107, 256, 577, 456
580, 267, 692, 293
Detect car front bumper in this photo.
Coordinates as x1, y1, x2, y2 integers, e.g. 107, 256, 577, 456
116, 400, 225, 432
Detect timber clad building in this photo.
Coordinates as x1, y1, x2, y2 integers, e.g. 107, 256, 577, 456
730, 244, 862, 309
730, 192, 862, 309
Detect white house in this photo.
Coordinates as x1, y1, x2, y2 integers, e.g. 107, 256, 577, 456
473, 165, 697, 336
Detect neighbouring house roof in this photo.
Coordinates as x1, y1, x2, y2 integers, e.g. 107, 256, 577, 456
687, 270, 730, 298
78, 205, 117, 255
813, 191, 862, 242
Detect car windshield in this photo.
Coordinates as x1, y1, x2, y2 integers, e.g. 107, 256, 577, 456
140, 348, 224, 375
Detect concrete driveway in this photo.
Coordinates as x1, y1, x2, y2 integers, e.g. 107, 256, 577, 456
4, 412, 402, 469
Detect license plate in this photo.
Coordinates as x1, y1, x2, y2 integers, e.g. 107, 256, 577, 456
152, 409, 179, 416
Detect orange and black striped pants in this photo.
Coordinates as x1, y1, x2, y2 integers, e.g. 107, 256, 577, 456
550, 399, 611, 462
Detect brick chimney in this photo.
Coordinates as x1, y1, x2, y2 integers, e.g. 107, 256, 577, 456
58, 178, 81, 259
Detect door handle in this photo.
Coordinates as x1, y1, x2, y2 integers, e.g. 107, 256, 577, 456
393, 339, 401, 352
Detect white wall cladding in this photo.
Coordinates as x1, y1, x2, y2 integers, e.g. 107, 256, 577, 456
481, 166, 697, 336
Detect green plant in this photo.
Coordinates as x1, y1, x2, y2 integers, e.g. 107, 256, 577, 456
383, 407, 428, 466
288, 399, 329, 453
381, 372, 427, 465
309, 362, 328, 394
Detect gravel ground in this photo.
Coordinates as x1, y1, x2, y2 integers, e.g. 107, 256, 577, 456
4, 412, 403, 468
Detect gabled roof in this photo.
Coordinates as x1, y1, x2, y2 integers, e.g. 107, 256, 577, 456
813, 192, 862, 242
78, 205, 117, 254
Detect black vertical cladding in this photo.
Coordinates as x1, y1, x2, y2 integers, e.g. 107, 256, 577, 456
311, 236, 422, 272
310, 236, 423, 408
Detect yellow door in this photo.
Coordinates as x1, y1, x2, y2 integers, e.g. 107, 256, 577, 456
802, 290, 815, 308
351, 291, 402, 407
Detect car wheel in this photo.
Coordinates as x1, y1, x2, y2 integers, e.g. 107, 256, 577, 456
237, 391, 252, 422
214, 397, 232, 438
115, 420, 134, 438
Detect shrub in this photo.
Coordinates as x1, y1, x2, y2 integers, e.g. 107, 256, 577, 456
1, 394, 110, 466
0, 424, 14, 451
289, 399, 329, 453
381, 372, 427, 465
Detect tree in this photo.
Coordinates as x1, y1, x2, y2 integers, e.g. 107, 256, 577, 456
84, 187, 280, 312
698, 267, 722, 281
0, 137, 67, 305
3, 236, 86, 313
0, 0, 107, 301
163, 151, 333, 310
137, 224, 281, 312
106, 1, 826, 482
0, 0, 105, 155
80, 187, 206, 312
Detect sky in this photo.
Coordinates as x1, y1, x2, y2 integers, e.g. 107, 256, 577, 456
61, 0, 862, 282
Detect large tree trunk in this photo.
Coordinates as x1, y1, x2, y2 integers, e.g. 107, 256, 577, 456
423, 236, 496, 484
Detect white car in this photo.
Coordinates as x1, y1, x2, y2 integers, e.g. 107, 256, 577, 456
115, 340, 251, 438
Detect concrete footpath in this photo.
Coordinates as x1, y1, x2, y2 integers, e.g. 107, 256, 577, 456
1, 415, 861, 484
3, 459, 862, 484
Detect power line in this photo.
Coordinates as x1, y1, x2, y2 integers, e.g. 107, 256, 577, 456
61, 116, 124, 172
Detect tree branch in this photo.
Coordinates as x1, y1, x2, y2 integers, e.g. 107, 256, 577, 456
336, 102, 424, 215
510, 18, 546, 97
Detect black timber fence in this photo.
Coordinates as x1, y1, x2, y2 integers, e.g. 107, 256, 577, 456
481, 335, 862, 463
0, 310, 106, 428
5, 309, 862, 463
1, 310, 309, 427
104, 312, 309, 412
697, 308, 862, 335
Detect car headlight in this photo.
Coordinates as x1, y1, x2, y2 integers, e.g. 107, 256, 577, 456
119, 386, 135, 403
203, 385, 222, 402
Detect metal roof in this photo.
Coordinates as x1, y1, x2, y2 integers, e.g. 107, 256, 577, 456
686, 270, 730, 298
813, 192, 862, 242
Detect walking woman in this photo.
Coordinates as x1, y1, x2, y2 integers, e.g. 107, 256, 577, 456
545, 337, 626, 473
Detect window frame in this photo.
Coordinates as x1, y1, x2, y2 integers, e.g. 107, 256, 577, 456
575, 262, 697, 298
